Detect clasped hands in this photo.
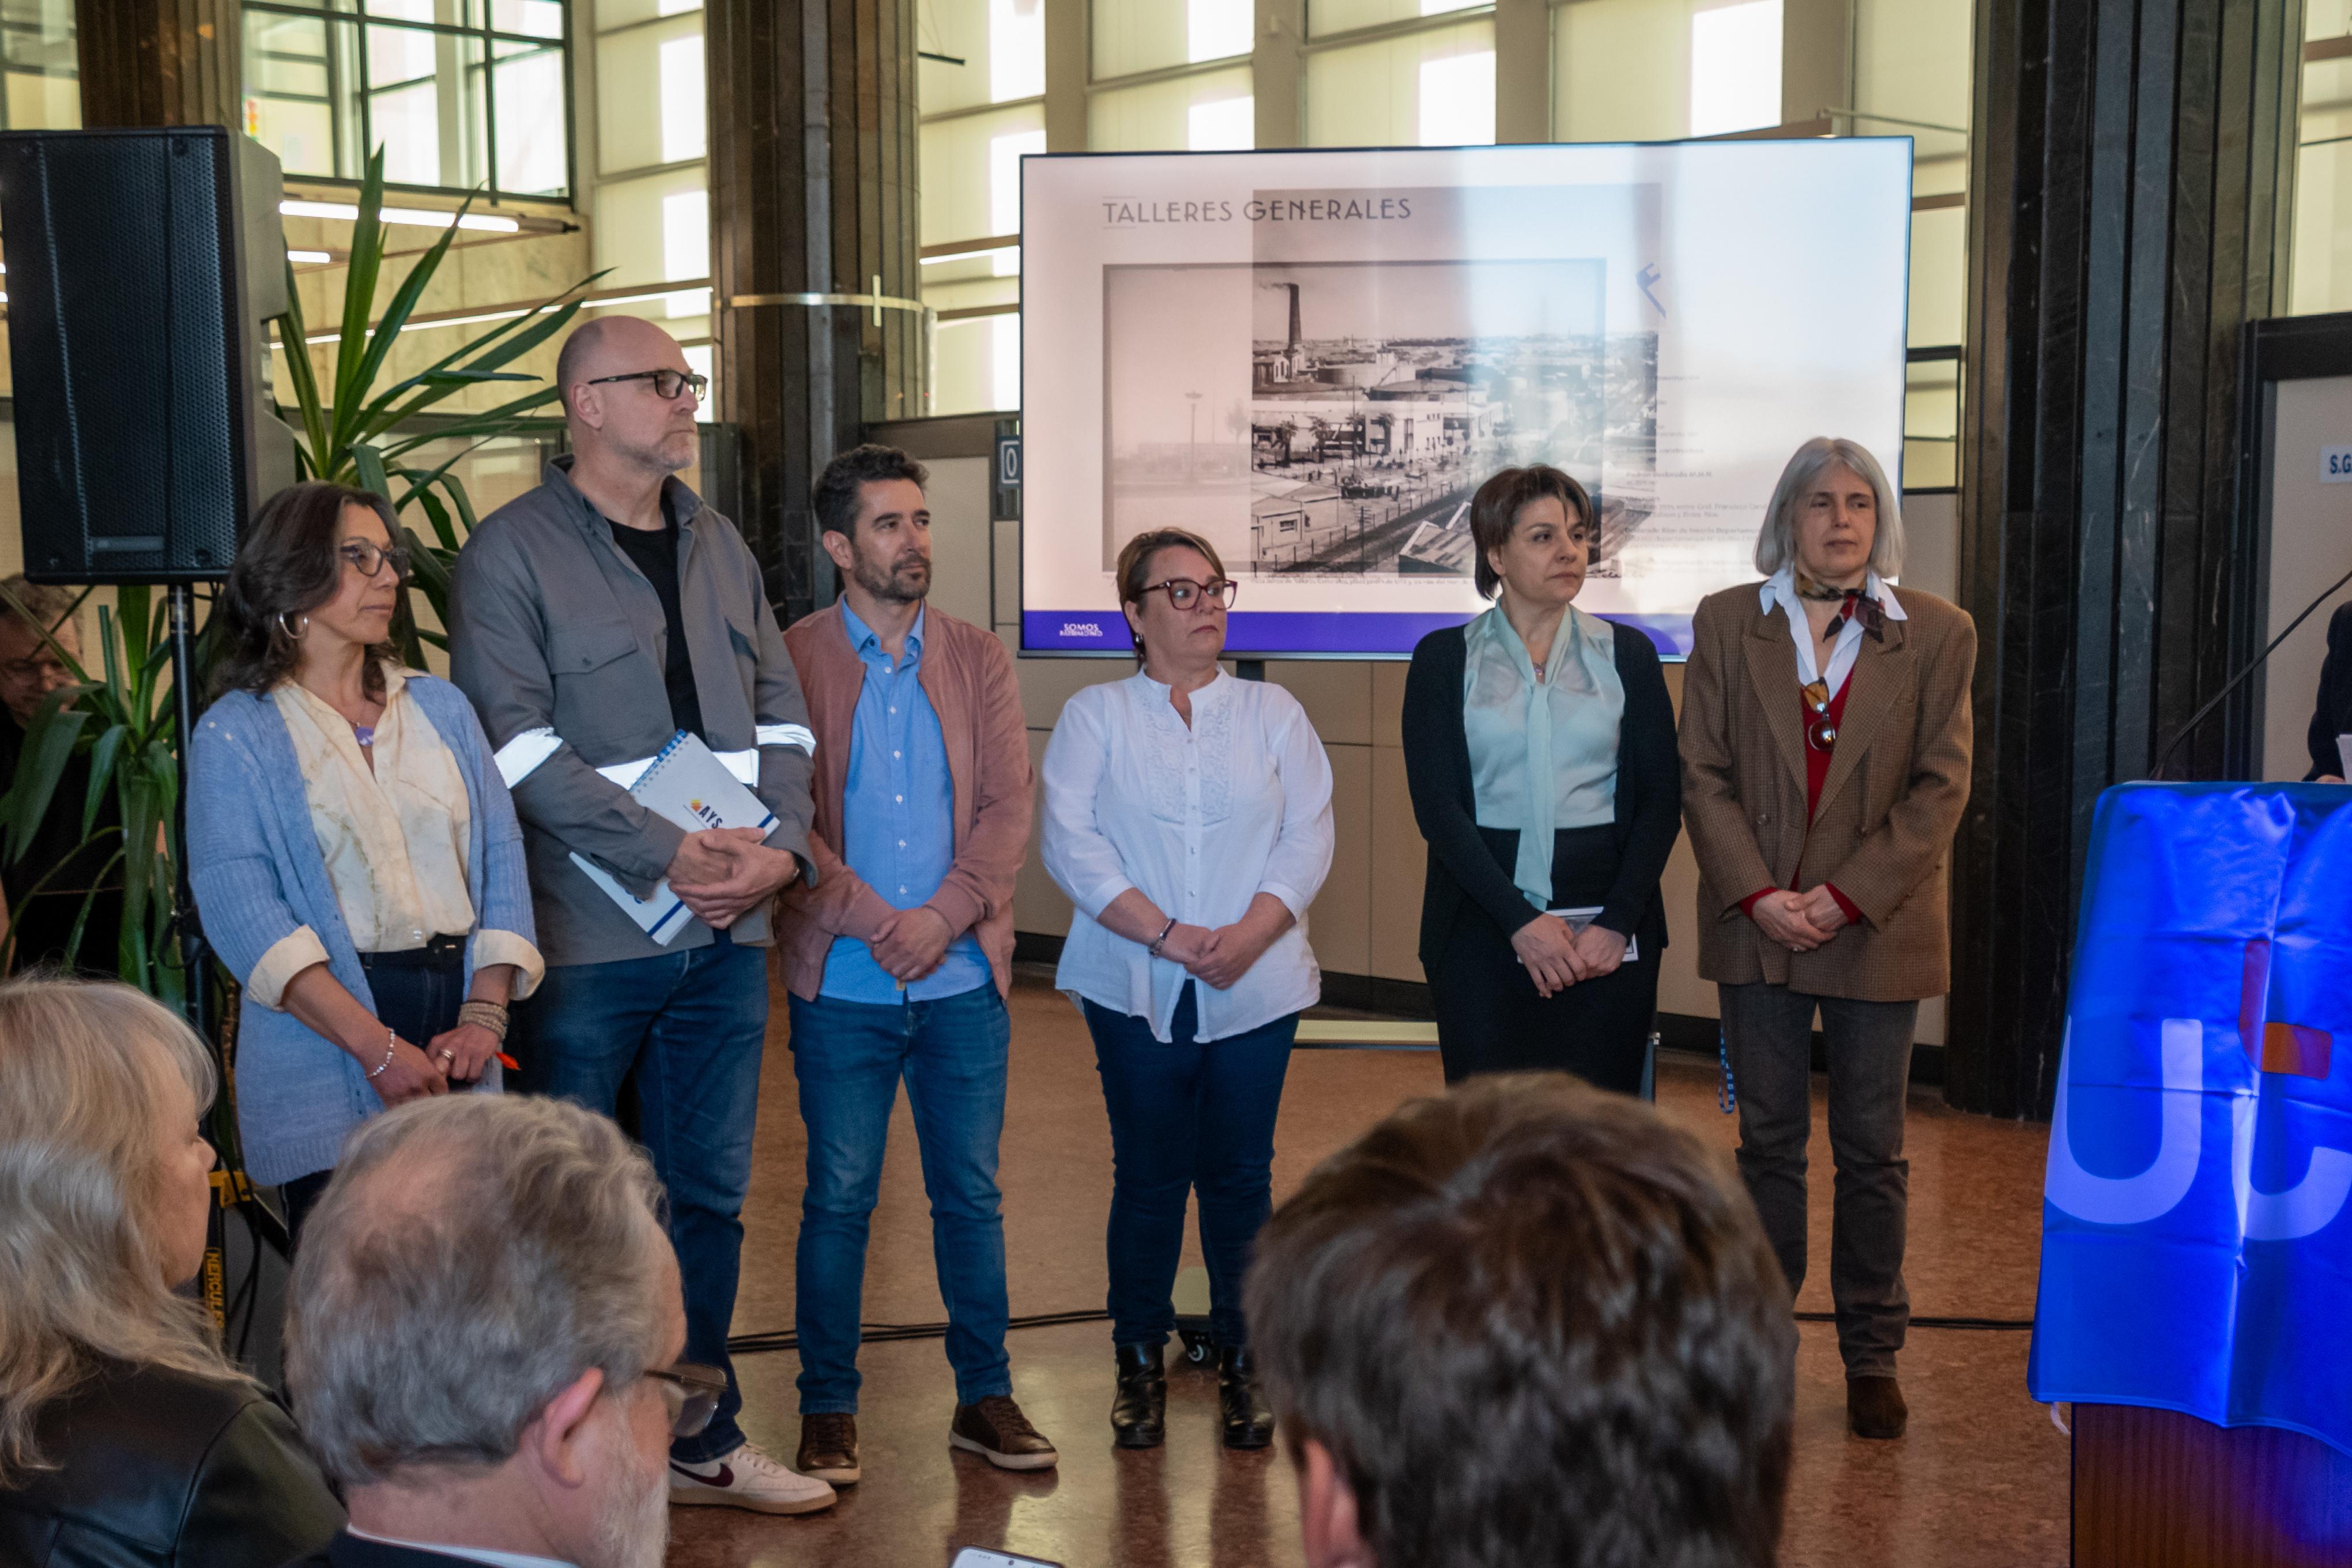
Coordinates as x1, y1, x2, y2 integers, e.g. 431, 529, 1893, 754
1509, 915, 1631, 999
668, 826, 802, 929
1155, 918, 1279, 991
1749, 885, 1850, 953
369, 1022, 502, 1105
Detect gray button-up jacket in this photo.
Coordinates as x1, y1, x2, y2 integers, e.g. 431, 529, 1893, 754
448, 457, 819, 967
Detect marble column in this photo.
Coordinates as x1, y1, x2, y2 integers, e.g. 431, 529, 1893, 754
1947, 0, 2301, 1117
706, 0, 922, 624
74, 0, 242, 128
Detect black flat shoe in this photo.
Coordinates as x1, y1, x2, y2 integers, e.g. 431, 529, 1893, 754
1218, 1345, 1275, 1450
1111, 1343, 1166, 1449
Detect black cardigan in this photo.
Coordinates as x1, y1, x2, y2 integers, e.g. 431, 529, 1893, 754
1402, 616, 1682, 969
2306, 602, 2352, 781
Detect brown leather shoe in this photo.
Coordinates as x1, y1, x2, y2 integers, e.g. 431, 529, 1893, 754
796, 1412, 860, 1484
1847, 1376, 1908, 1439
949, 1394, 1060, 1471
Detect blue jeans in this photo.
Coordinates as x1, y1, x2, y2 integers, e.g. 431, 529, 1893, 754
787, 983, 1013, 1412
1083, 985, 1296, 1351
515, 933, 767, 1463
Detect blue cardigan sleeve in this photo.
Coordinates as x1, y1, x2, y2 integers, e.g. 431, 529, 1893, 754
187, 703, 319, 988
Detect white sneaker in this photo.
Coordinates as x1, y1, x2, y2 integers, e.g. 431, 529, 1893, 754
668, 1442, 838, 1515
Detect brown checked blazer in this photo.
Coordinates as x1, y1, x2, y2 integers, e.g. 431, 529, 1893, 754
1677, 581, 1974, 1001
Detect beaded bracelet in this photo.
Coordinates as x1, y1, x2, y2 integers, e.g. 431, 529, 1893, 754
365, 1028, 395, 1080
458, 1000, 510, 1042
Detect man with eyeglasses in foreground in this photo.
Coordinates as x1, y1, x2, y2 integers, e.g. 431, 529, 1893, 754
284, 1094, 715, 1568
450, 315, 831, 1516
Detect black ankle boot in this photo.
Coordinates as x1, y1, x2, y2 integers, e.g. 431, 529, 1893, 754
1111, 1343, 1166, 1449
1218, 1345, 1274, 1450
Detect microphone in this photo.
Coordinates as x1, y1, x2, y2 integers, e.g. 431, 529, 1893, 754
2150, 560, 2352, 781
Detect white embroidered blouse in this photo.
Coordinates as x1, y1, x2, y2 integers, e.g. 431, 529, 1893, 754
1041, 670, 1335, 1042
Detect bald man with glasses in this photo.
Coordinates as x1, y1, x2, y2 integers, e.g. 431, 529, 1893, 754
448, 315, 831, 1517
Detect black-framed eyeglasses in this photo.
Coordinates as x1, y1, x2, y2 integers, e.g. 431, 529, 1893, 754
586, 368, 709, 402
1143, 576, 1238, 611
644, 1362, 725, 1439
338, 540, 413, 582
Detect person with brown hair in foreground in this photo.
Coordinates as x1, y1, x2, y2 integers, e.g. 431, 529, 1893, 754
1245, 1073, 1796, 1568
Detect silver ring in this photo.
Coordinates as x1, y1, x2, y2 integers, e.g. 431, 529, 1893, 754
439, 1049, 455, 1061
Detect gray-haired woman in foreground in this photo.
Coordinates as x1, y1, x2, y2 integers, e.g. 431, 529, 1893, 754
1676, 437, 1974, 1442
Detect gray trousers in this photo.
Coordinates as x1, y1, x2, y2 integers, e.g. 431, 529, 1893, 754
1718, 981, 1919, 1379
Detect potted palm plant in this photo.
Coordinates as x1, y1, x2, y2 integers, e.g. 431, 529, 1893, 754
0, 146, 597, 997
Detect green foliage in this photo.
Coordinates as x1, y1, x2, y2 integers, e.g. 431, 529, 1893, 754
274, 146, 602, 655
0, 584, 185, 1004
0, 148, 597, 1009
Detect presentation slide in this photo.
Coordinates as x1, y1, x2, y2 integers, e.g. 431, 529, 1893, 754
1019, 139, 1913, 659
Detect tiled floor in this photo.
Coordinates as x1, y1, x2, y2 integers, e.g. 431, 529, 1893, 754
669, 974, 2067, 1568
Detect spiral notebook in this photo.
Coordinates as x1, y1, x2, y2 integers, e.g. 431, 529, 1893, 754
571, 731, 777, 945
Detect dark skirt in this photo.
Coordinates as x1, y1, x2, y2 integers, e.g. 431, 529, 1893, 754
1428, 824, 1660, 1092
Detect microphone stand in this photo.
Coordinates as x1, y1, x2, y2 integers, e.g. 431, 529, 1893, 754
2150, 561, 2352, 781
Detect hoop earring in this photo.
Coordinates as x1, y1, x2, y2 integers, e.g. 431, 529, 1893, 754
277, 611, 306, 640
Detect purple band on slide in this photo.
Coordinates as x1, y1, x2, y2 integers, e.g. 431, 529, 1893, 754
1021, 609, 1695, 659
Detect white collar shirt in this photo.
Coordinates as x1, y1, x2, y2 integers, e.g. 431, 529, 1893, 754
1758, 564, 1908, 696
346, 1526, 572, 1568
1040, 670, 1336, 1043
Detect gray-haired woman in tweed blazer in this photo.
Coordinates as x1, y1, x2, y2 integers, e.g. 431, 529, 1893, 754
1678, 437, 1974, 1443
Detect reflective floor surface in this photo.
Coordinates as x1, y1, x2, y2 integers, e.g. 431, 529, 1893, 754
669, 974, 2065, 1568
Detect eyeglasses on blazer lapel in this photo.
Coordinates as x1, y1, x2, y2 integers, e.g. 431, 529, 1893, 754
1811, 609, 1912, 824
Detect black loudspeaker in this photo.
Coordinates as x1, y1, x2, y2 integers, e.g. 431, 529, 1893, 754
0, 127, 297, 583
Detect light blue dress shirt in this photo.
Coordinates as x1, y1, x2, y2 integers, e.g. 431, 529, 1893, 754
819, 602, 991, 1003
1461, 603, 1624, 907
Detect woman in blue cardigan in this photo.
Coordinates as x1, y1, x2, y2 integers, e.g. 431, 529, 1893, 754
189, 483, 541, 1238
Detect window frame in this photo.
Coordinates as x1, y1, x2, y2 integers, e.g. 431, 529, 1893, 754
243, 0, 578, 202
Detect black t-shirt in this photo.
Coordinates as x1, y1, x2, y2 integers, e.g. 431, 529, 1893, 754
606, 515, 706, 744
0, 705, 124, 971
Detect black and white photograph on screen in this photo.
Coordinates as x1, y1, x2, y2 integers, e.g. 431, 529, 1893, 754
1026, 144, 1911, 655
1102, 257, 1657, 582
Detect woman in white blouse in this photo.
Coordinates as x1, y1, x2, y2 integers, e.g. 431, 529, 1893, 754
1041, 526, 1335, 1456
190, 484, 541, 1242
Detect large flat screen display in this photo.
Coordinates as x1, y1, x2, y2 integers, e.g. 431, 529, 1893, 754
1019, 138, 1913, 658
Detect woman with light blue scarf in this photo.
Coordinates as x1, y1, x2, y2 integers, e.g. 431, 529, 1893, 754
1402, 465, 1680, 1088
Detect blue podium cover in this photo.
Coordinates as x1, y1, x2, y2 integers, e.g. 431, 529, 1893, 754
2031, 783, 2352, 1458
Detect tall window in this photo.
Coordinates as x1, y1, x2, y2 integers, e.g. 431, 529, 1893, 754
244, 0, 571, 198
2295, 2, 2352, 315
1307, 10, 1495, 149
920, 0, 1043, 416
1851, 0, 1970, 488
589, 0, 712, 410
1552, 0, 1782, 142
0, 0, 77, 130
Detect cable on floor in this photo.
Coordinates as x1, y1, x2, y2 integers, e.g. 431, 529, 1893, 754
1796, 1311, 2034, 1331
728, 1307, 2034, 1356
